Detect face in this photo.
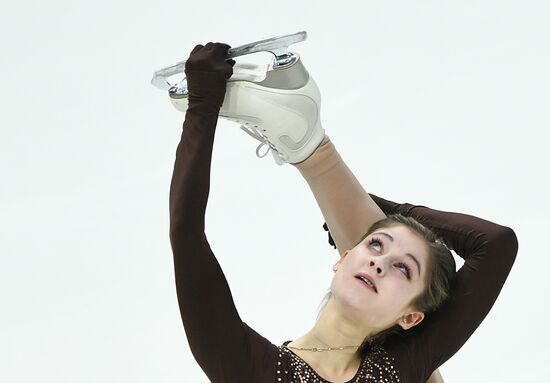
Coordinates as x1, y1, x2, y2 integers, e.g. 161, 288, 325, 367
330, 224, 429, 330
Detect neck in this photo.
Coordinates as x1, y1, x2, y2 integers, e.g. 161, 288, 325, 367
290, 296, 377, 377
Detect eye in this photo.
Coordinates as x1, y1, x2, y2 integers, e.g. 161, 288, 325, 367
368, 236, 411, 280
396, 263, 411, 280
368, 237, 382, 251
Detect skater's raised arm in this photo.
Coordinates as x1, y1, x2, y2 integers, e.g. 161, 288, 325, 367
294, 137, 386, 254
168, 43, 271, 382
371, 195, 519, 382
169, 64, 229, 231
323, 192, 517, 381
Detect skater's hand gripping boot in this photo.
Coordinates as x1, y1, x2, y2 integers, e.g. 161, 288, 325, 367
152, 32, 325, 166
184, 42, 236, 111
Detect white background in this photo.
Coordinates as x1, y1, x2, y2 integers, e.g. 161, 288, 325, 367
1, 1, 549, 382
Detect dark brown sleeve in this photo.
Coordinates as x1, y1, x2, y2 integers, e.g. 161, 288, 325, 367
353, 194, 519, 382
168, 73, 276, 382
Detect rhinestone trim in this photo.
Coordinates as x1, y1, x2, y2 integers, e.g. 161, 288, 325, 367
276, 340, 401, 382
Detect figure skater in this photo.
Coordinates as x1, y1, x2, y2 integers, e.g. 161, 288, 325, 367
168, 42, 518, 383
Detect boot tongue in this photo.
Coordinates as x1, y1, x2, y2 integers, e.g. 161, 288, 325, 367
230, 62, 269, 82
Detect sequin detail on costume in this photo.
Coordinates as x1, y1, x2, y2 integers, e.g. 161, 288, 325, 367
276, 341, 401, 382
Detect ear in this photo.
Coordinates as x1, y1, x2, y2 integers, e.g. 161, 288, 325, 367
398, 311, 425, 330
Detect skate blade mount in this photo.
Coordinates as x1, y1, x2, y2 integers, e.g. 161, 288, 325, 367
150, 31, 307, 95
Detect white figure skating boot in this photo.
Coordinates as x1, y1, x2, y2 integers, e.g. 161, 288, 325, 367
151, 31, 325, 165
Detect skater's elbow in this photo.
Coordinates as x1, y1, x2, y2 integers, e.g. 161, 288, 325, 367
485, 225, 519, 265
500, 226, 519, 258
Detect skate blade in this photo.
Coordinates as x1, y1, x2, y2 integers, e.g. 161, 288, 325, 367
151, 31, 307, 92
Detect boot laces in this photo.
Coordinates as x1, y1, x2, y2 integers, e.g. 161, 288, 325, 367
239, 125, 287, 162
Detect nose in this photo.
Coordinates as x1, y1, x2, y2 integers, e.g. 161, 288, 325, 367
369, 257, 388, 276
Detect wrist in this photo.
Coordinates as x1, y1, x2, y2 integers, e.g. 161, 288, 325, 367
185, 69, 228, 109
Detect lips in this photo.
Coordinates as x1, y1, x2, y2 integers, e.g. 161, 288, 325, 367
354, 273, 377, 293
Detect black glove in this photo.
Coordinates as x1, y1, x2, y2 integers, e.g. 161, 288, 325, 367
184, 42, 236, 109
322, 222, 337, 250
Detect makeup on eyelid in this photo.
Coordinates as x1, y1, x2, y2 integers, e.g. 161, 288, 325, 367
368, 236, 412, 279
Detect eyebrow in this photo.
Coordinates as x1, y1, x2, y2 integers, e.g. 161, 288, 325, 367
373, 232, 422, 277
